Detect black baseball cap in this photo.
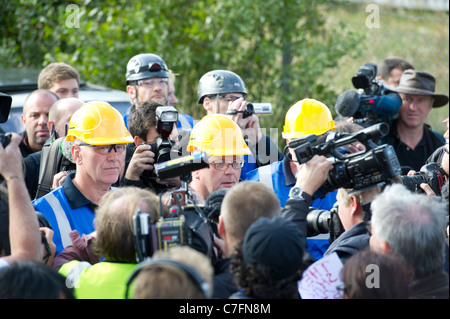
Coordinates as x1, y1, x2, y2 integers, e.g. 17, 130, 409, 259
242, 217, 305, 280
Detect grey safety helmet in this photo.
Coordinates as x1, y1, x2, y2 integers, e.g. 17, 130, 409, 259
197, 70, 247, 104
126, 53, 169, 84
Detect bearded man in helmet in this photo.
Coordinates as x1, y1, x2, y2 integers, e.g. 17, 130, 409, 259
197, 70, 283, 179
124, 53, 194, 131
32, 101, 134, 255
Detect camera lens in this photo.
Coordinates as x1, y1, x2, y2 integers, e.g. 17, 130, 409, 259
307, 208, 331, 237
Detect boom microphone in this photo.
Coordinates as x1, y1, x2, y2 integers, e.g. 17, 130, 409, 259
335, 90, 360, 117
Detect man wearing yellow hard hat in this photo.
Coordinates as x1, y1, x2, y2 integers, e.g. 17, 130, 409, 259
185, 114, 251, 204
245, 98, 339, 260
33, 101, 133, 255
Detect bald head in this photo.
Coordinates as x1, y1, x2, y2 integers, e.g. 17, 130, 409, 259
48, 97, 85, 137
21, 90, 59, 152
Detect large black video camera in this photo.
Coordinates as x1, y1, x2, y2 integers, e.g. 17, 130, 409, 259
288, 122, 402, 196
401, 162, 447, 196
335, 62, 402, 127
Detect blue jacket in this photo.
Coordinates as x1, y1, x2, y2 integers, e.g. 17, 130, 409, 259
245, 157, 337, 210
32, 173, 97, 255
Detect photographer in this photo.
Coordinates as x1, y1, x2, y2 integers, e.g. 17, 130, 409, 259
322, 186, 381, 264
197, 69, 283, 178
122, 101, 181, 194
384, 70, 447, 174
57, 186, 167, 298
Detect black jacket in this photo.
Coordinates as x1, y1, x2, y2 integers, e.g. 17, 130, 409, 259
323, 222, 370, 264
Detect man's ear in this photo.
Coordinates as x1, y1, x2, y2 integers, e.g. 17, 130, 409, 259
203, 97, 213, 114
126, 85, 136, 100
218, 215, 226, 238
72, 144, 82, 165
47, 120, 55, 133
349, 195, 361, 216
134, 135, 145, 146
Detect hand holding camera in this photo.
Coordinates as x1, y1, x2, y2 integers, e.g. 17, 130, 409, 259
125, 144, 155, 181
295, 155, 334, 196
226, 97, 264, 145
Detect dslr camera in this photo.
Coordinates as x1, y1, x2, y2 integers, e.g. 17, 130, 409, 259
401, 162, 447, 196
288, 122, 402, 196
335, 62, 402, 127
139, 106, 179, 179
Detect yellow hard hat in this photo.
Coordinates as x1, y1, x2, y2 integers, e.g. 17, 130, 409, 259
282, 98, 336, 139
187, 114, 251, 156
66, 101, 133, 145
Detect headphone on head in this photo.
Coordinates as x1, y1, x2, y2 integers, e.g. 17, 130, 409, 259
125, 258, 211, 299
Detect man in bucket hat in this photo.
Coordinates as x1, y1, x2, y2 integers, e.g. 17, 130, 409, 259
384, 69, 448, 174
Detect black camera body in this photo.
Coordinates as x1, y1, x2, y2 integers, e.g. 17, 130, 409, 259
401, 162, 447, 196
133, 206, 214, 262
0, 133, 11, 148
226, 102, 272, 118
307, 202, 344, 239
288, 122, 402, 196
139, 106, 179, 180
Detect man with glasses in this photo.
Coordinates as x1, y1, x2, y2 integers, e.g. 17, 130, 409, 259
197, 70, 283, 179
183, 114, 251, 204
124, 53, 194, 132
123, 53, 170, 130
32, 101, 133, 255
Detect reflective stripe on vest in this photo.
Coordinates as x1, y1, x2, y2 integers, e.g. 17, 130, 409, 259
45, 192, 73, 249
258, 164, 273, 191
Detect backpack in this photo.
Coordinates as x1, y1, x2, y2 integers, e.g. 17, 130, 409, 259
35, 137, 75, 200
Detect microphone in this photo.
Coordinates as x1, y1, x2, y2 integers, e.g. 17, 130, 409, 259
335, 90, 360, 117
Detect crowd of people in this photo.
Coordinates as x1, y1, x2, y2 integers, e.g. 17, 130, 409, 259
0, 55, 448, 300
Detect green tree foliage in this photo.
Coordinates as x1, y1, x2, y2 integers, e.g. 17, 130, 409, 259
1, 0, 364, 146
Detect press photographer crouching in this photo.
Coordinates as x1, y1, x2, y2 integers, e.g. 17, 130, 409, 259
122, 101, 182, 194
282, 121, 403, 264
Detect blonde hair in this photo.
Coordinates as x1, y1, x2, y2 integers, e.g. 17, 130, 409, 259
38, 62, 80, 89
132, 246, 213, 299
93, 187, 168, 262
221, 181, 280, 239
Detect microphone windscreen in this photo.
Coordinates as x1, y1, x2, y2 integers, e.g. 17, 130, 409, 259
335, 90, 360, 117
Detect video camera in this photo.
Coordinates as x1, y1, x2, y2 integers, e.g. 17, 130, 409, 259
335, 62, 402, 127
134, 153, 229, 263
226, 102, 272, 118
401, 162, 447, 196
288, 122, 402, 196
139, 106, 180, 179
